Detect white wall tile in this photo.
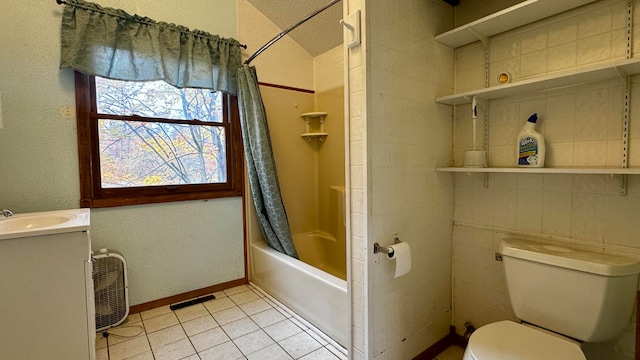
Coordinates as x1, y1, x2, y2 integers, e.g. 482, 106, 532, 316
547, 18, 578, 47
366, 0, 455, 358
577, 33, 613, 65
541, 191, 572, 237
573, 142, 609, 167
452, 6, 640, 358
520, 26, 548, 55
547, 42, 577, 73
578, 6, 613, 39
571, 192, 607, 243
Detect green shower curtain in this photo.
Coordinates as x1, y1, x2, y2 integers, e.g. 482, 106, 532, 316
237, 65, 298, 259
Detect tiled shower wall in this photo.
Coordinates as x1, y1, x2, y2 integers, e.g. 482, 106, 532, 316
452, 1, 640, 359
346, 0, 367, 357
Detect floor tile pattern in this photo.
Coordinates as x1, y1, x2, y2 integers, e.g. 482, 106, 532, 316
95, 284, 347, 360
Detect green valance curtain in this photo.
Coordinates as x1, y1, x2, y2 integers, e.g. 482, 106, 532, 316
59, 0, 243, 95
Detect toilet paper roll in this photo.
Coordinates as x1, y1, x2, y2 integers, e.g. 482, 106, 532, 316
387, 242, 411, 278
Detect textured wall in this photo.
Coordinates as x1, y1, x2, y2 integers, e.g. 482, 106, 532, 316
451, 1, 640, 359
0, 0, 244, 306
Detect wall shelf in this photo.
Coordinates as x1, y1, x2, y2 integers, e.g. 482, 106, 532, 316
300, 112, 328, 118
301, 132, 328, 141
435, 0, 597, 48
435, 58, 640, 105
435, 1, 637, 194
435, 167, 640, 175
300, 112, 328, 142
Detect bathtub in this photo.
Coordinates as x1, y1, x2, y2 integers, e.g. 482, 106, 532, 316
249, 238, 348, 347
294, 231, 346, 280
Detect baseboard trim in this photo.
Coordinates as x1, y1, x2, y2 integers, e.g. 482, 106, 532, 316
413, 326, 467, 360
129, 278, 247, 314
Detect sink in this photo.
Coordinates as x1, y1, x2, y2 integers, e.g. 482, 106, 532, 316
0, 214, 74, 232
0, 209, 90, 240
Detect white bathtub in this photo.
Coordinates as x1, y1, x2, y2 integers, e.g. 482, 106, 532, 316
249, 239, 348, 347
294, 231, 346, 280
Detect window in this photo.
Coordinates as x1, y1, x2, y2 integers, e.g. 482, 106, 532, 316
75, 72, 243, 208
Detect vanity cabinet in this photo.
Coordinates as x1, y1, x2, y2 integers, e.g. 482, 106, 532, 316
434, 0, 640, 178
0, 209, 95, 360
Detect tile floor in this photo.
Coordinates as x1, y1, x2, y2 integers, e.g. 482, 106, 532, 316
95, 283, 347, 360
95, 282, 463, 360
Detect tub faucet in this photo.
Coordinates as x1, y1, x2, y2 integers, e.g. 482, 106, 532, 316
1, 209, 13, 218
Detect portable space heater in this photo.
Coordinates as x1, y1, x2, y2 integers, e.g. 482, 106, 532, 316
92, 249, 129, 332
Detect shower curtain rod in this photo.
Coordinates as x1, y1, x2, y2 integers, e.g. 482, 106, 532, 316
55, 0, 247, 49
244, 0, 342, 65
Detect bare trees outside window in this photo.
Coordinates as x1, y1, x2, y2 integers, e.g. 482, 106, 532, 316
75, 73, 243, 208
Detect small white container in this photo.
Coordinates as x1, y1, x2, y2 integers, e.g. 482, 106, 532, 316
463, 150, 487, 167
517, 113, 545, 167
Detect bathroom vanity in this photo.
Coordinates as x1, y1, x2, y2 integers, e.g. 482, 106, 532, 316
0, 209, 95, 360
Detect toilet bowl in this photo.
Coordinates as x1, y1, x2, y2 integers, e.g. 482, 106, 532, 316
462, 237, 640, 360
463, 321, 585, 360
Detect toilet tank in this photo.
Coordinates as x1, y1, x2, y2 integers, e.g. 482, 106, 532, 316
500, 238, 640, 342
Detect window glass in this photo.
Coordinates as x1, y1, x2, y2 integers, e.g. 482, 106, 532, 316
96, 77, 223, 122
75, 73, 242, 208
98, 120, 227, 188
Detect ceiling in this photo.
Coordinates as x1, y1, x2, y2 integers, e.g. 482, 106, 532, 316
246, 0, 344, 57
246, 0, 459, 57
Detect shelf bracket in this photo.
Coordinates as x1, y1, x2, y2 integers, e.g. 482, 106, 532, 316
626, 0, 633, 60
614, 67, 629, 87
619, 174, 628, 195
466, 26, 488, 48
622, 75, 630, 169
483, 103, 489, 188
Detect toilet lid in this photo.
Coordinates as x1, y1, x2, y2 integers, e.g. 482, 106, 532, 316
466, 321, 586, 360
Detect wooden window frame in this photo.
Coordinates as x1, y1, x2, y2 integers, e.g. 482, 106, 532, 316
74, 72, 243, 208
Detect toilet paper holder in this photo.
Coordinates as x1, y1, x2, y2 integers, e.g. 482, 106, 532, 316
373, 237, 401, 255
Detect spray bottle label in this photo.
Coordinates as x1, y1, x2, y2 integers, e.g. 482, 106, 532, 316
518, 137, 538, 166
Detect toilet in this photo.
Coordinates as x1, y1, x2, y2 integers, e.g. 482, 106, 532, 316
463, 237, 640, 360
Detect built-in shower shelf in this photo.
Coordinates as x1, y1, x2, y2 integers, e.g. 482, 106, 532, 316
300, 112, 328, 142
435, 58, 640, 105
300, 112, 328, 118
301, 133, 328, 141
435, 0, 597, 48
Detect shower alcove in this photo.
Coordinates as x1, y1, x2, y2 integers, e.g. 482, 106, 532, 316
246, 51, 346, 346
